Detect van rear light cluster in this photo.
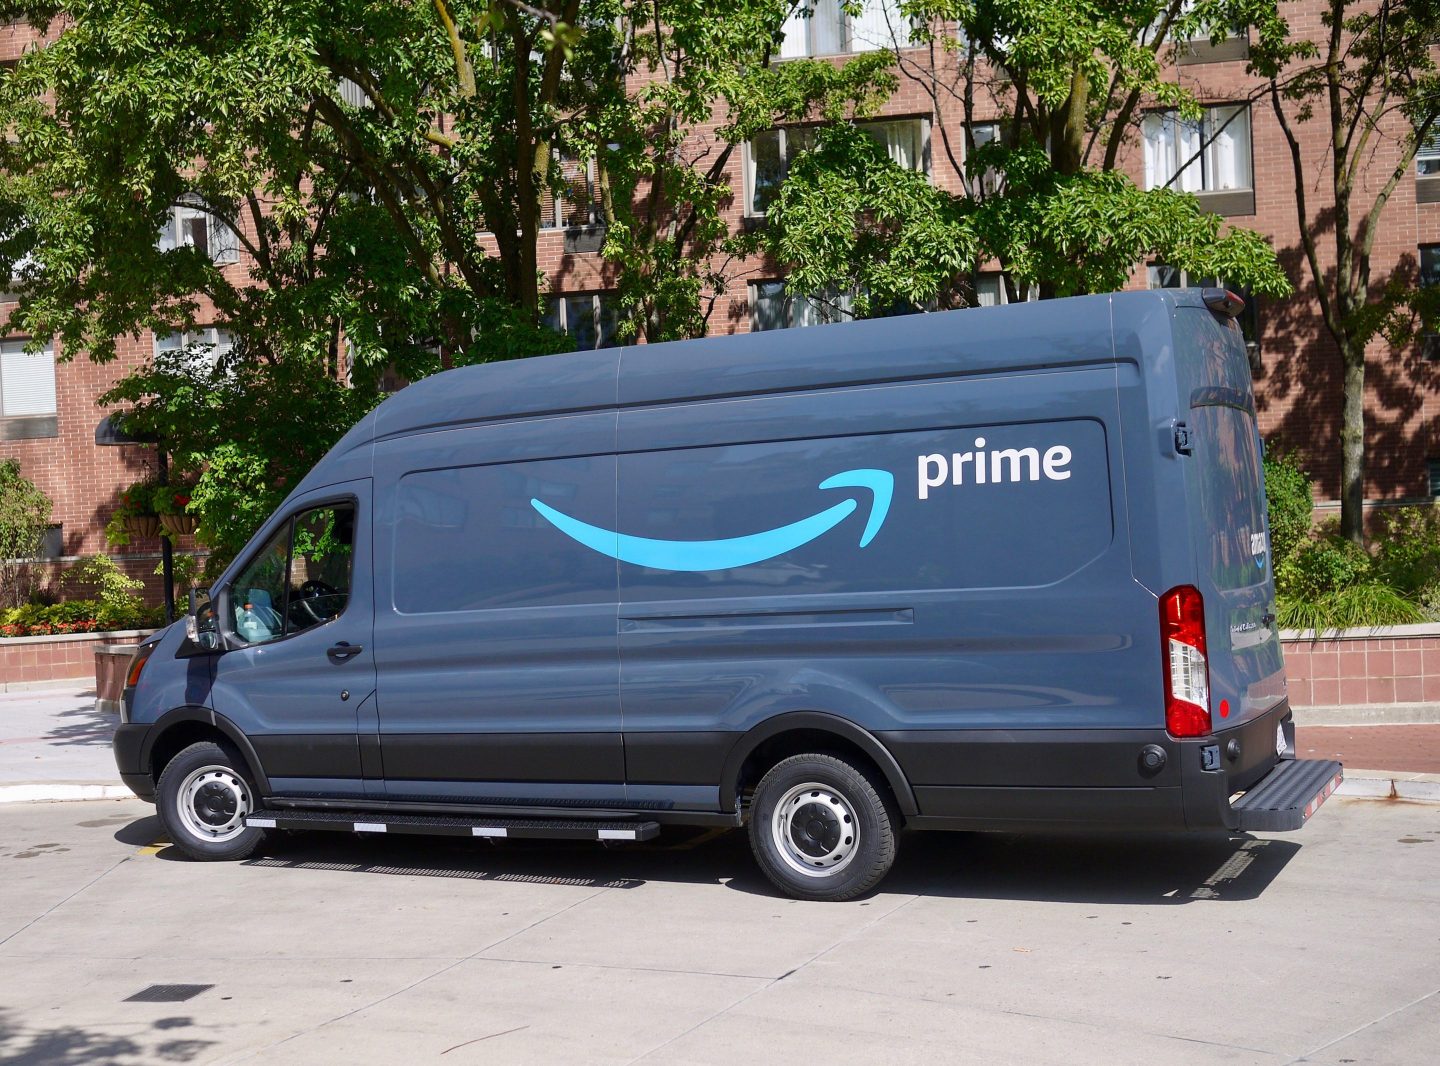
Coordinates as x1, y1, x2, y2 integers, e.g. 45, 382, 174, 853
1160, 585, 1211, 737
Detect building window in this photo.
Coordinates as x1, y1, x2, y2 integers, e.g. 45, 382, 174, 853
750, 281, 856, 330
1421, 245, 1440, 288
1421, 245, 1440, 359
967, 122, 1002, 196
779, 1, 916, 58
746, 118, 928, 216
1428, 459, 1440, 498
541, 157, 603, 230
544, 292, 617, 350
159, 198, 239, 265
1142, 105, 1252, 193
155, 328, 235, 373
966, 272, 1036, 307
1417, 126, 1440, 176
0, 340, 56, 418
338, 77, 369, 108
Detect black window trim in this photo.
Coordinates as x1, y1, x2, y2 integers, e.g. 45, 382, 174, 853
221, 493, 359, 649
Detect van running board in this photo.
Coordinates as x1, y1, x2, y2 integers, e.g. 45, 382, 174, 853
244, 808, 661, 842
1230, 758, 1343, 832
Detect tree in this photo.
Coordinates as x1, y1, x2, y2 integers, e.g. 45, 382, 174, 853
754, 1, 1294, 316
0, 458, 52, 608
0, 0, 590, 566
1252, 0, 1440, 544
0, 1, 885, 565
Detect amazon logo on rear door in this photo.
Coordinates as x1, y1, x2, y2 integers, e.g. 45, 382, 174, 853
530, 468, 894, 573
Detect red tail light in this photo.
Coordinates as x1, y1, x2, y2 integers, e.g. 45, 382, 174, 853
1160, 585, 1211, 738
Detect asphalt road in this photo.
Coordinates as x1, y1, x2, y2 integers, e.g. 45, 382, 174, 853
0, 796, 1436, 1065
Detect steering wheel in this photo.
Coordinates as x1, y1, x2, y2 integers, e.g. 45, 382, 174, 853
293, 579, 340, 624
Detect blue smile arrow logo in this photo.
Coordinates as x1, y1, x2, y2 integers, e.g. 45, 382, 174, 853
530, 468, 894, 572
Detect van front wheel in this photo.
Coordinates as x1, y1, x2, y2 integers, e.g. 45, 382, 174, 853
748, 753, 897, 901
156, 741, 267, 862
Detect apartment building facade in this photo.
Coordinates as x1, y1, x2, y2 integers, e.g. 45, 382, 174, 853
3, 3, 1438, 589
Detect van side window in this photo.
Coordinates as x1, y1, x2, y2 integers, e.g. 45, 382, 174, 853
230, 502, 355, 645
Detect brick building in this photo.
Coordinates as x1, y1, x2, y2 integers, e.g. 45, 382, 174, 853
3, 3, 1438, 595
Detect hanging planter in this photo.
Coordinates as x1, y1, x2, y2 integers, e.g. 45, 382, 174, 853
122, 514, 162, 539
160, 513, 199, 537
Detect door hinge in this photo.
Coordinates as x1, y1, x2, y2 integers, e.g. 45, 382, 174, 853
1173, 422, 1193, 456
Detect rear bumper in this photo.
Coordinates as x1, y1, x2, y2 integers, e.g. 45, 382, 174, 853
889, 699, 1340, 834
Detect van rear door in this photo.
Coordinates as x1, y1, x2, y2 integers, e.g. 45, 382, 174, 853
1174, 299, 1286, 738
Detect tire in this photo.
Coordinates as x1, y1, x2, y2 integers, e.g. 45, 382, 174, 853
748, 753, 898, 902
155, 740, 267, 861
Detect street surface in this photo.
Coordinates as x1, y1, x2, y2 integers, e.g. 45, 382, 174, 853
1, 796, 1437, 1064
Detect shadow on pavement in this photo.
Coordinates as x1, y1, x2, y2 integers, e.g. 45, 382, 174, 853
0, 1007, 215, 1066
41, 698, 117, 749
111, 814, 1301, 905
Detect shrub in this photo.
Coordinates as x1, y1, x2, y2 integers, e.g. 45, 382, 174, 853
1262, 447, 1313, 568
0, 597, 161, 637
64, 555, 146, 623
0, 459, 52, 609
1372, 505, 1440, 597
1277, 582, 1425, 632
1277, 534, 1372, 603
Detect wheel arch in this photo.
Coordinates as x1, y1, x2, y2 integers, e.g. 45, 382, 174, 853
142, 706, 272, 796
720, 711, 918, 819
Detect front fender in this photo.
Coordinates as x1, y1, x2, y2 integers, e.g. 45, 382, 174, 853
140, 705, 273, 797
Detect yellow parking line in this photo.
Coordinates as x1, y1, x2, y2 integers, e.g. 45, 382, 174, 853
135, 841, 168, 856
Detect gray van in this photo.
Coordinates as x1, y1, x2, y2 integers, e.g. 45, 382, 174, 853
113, 289, 1342, 901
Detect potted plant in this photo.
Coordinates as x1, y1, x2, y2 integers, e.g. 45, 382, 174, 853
105, 479, 161, 545
155, 481, 199, 537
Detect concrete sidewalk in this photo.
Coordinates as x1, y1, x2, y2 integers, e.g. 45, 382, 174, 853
2, 682, 1438, 803
0, 684, 131, 803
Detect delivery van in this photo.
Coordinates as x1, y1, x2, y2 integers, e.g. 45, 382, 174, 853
113, 289, 1342, 901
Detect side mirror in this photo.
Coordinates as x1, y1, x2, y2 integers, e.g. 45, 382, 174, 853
178, 588, 223, 657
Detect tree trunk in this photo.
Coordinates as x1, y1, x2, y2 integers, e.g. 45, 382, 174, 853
1339, 341, 1365, 544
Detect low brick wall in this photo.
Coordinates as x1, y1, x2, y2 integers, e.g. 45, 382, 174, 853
1282, 624, 1440, 707
0, 630, 158, 686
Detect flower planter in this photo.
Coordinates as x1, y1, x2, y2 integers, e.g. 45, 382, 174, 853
160, 513, 199, 537
0, 629, 159, 688
93, 642, 139, 711
122, 514, 161, 539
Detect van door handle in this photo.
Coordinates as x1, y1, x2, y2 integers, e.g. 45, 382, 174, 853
327, 642, 363, 663
1261, 612, 1276, 626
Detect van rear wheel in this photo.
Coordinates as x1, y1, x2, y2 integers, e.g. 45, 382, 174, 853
156, 741, 267, 862
748, 753, 897, 901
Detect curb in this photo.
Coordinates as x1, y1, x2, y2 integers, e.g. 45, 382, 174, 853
1335, 770, 1440, 803
0, 783, 134, 805
1293, 703, 1440, 726
0, 679, 98, 695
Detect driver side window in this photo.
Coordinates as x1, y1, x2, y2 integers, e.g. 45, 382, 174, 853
229, 502, 355, 646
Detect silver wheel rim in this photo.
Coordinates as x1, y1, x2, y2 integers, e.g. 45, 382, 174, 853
176, 764, 251, 843
770, 781, 859, 879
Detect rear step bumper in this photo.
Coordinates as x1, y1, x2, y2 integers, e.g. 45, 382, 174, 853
1231, 758, 1343, 832
245, 808, 660, 842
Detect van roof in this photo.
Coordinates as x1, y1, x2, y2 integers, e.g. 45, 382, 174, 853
363, 290, 1208, 444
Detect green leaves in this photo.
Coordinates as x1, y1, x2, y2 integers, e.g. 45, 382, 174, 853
760, 123, 1291, 315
